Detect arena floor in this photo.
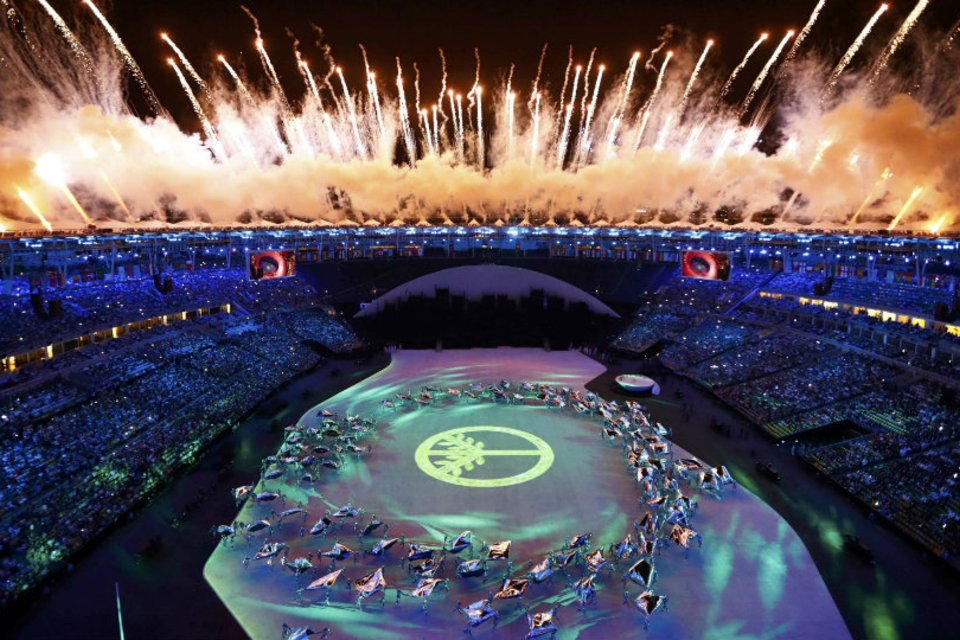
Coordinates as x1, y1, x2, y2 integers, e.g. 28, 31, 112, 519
204, 348, 850, 639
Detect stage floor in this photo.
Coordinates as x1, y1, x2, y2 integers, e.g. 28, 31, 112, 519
205, 348, 849, 639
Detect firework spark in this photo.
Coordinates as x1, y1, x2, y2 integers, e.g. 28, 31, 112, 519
824, 4, 889, 95
739, 30, 794, 119
871, 0, 931, 83
720, 33, 768, 99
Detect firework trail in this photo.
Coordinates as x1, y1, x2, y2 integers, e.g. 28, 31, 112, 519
255, 38, 283, 96
358, 45, 385, 141
455, 93, 465, 158
557, 104, 574, 168
575, 64, 604, 165
679, 121, 706, 161
83, 0, 162, 114
633, 50, 673, 152
576, 48, 596, 141
413, 62, 423, 124
720, 33, 767, 100
16, 188, 53, 231
739, 30, 793, 119
336, 66, 366, 157
555, 46, 573, 135
34, 154, 92, 224
431, 104, 439, 151
531, 42, 549, 100
447, 89, 459, 155
466, 48, 481, 132
420, 109, 434, 155
654, 114, 674, 151
168, 58, 222, 159
36, 0, 94, 74
944, 20, 960, 49
930, 213, 948, 234
849, 167, 892, 224
556, 64, 582, 166
678, 39, 713, 121
161, 32, 206, 90
616, 51, 641, 118
781, 190, 801, 217
506, 90, 516, 159
808, 138, 834, 172
604, 51, 640, 156
218, 55, 254, 103
99, 171, 134, 222
887, 185, 925, 230
476, 86, 484, 169
870, 0, 930, 83
437, 48, 449, 140
299, 59, 342, 157
396, 61, 417, 163
368, 71, 386, 141
529, 90, 541, 164
824, 4, 888, 95
785, 0, 828, 62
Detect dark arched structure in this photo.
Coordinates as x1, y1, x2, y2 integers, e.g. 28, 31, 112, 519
344, 264, 635, 349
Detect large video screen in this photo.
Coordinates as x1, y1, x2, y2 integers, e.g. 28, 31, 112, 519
247, 250, 296, 281
681, 250, 731, 281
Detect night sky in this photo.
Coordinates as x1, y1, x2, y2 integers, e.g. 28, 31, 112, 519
73, 0, 958, 123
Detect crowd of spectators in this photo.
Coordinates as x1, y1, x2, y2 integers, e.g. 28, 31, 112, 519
683, 330, 832, 389
765, 270, 957, 316
659, 319, 757, 370
654, 303, 959, 556
0, 271, 365, 606
0, 269, 319, 355
612, 268, 773, 353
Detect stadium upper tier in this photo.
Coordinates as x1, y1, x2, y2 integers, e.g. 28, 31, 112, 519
1, 227, 958, 274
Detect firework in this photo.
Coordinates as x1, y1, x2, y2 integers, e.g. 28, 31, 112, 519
871, 0, 931, 83
887, 186, 925, 231
529, 90, 541, 164
36, 0, 94, 74
99, 171, 134, 222
849, 168, 892, 225
218, 55, 255, 103
720, 33, 768, 99
785, 0, 828, 62
161, 32, 206, 90
0, 2, 953, 233
34, 154, 91, 225
83, 0, 162, 113
16, 188, 54, 232
336, 66, 366, 157
930, 213, 949, 235
476, 86, 484, 170
887, 185, 925, 231
824, 4, 889, 95
633, 51, 673, 152
678, 39, 713, 121
168, 59, 223, 159
739, 30, 794, 119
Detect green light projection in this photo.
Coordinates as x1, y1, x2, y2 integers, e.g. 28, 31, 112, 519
414, 426, 554, 488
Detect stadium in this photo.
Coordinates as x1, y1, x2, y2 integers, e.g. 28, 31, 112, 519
2, 1, 960, 639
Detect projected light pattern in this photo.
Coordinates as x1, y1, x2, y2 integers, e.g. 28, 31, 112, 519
0, 2, 957, 233
204, 349, 848, 639
414, 426, 555, 488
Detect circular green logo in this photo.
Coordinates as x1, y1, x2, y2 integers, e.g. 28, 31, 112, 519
415, 426, 554, 488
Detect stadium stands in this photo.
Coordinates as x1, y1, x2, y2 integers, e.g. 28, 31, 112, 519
0, 271, 363, 605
